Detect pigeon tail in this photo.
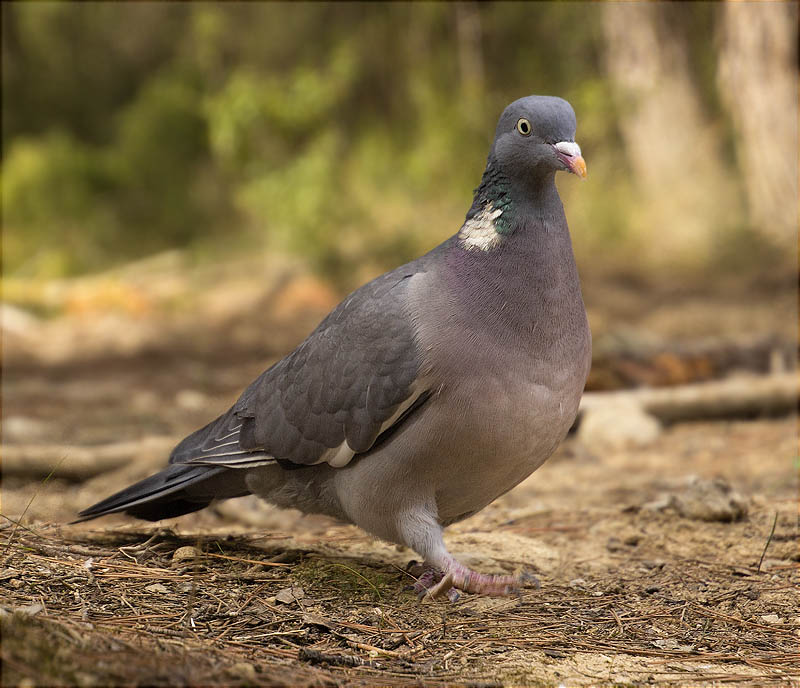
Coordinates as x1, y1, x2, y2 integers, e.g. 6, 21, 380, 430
74, 463, 250, 523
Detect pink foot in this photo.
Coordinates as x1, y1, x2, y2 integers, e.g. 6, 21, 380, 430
411, 567, 461, 602
408, 558, 537, 600
428, 562, 518, 598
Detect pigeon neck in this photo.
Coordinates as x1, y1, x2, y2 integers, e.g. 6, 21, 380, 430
467, 160, 515, 234
458, 158, 560, 252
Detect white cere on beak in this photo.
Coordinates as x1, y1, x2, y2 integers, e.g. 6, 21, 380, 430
554, 141, 582, 158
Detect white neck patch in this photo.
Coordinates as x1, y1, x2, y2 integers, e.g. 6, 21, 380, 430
458, 203, 504, 251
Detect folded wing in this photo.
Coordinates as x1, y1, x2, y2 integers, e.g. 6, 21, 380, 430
170, 268, 428, 470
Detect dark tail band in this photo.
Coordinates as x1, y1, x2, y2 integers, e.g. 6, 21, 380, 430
74, 463, 250, 523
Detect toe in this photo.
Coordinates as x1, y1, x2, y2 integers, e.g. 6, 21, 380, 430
424, 572, 455, 600
446, 588, 461, 603
520, 570, 541, 589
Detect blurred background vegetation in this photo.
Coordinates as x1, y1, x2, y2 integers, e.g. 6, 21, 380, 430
2, 2, 797, 290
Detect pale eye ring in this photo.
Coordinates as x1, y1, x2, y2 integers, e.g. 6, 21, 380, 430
516, 118, 532, 136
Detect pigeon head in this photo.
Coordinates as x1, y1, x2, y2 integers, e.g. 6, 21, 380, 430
491, 96, 587, 181
460, 96, 587, 250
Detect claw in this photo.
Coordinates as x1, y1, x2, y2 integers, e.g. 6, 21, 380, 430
424, 572, 454, 600
413, 567, 445, 599
412, 567, 461, 602
520, 570, 541, 589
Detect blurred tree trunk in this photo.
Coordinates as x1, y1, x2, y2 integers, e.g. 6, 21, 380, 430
455, 2, 485, 126
716, 2, 798, 252
602, 3, 738, 264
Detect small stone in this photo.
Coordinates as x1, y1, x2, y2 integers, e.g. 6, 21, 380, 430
172, 546, 202, 564
275, 586, 305, 604
760, 614, 782, 625
672, 477, 748, 522
758, 559, 786, 572
578, 400, 662, 449
653, 638, 694, 652
652, 638, 677, 650
303, 613, 334, 630
642, 496, 674, 512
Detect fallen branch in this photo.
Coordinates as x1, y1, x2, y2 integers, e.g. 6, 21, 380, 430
5, 374, 795, 480
580, 372, 797, 423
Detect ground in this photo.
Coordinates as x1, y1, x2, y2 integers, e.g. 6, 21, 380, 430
2, 265, 798, 686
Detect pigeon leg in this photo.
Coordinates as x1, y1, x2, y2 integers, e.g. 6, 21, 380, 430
398, 508, 522, 598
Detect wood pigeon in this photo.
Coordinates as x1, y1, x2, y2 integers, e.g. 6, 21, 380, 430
78, 95, 591, 599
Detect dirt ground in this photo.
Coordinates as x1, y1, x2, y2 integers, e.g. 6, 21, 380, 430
2, 266, 798, 686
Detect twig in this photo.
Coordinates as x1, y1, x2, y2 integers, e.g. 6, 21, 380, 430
2, 455, 67, 561
757, 511, 778, 573
611, 608, 625, 636
204, 551, 290, 568
331, 631, 408, 659
332, 562, 382, 599
118, 530, 169, 557
580, 372, 798, 423
235, 583, 269, 614
298, 647, 378, 668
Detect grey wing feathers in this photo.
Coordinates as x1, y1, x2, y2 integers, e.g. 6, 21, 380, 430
75, 464, 248, 522
169, 408, 274, 468
171, 268, 426, 469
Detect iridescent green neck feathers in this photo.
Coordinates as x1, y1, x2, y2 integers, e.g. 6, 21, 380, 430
458, 161, 514, 252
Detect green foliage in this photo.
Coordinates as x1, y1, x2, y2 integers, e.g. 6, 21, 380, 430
3, 132, 115, 276
2, 70, 226, 276
111, 72, 216, 246
1, 2, 773, 284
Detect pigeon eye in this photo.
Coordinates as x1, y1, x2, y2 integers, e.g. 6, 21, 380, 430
516, 118, 532, 136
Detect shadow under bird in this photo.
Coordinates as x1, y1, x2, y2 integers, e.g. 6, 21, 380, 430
78, 95, 591, 599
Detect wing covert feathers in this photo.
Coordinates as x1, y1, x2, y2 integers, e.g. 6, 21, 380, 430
173, 268, 426, 468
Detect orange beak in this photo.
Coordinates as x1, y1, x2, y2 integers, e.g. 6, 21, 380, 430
554, 141, 588, 179
570, 155, 588, 179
